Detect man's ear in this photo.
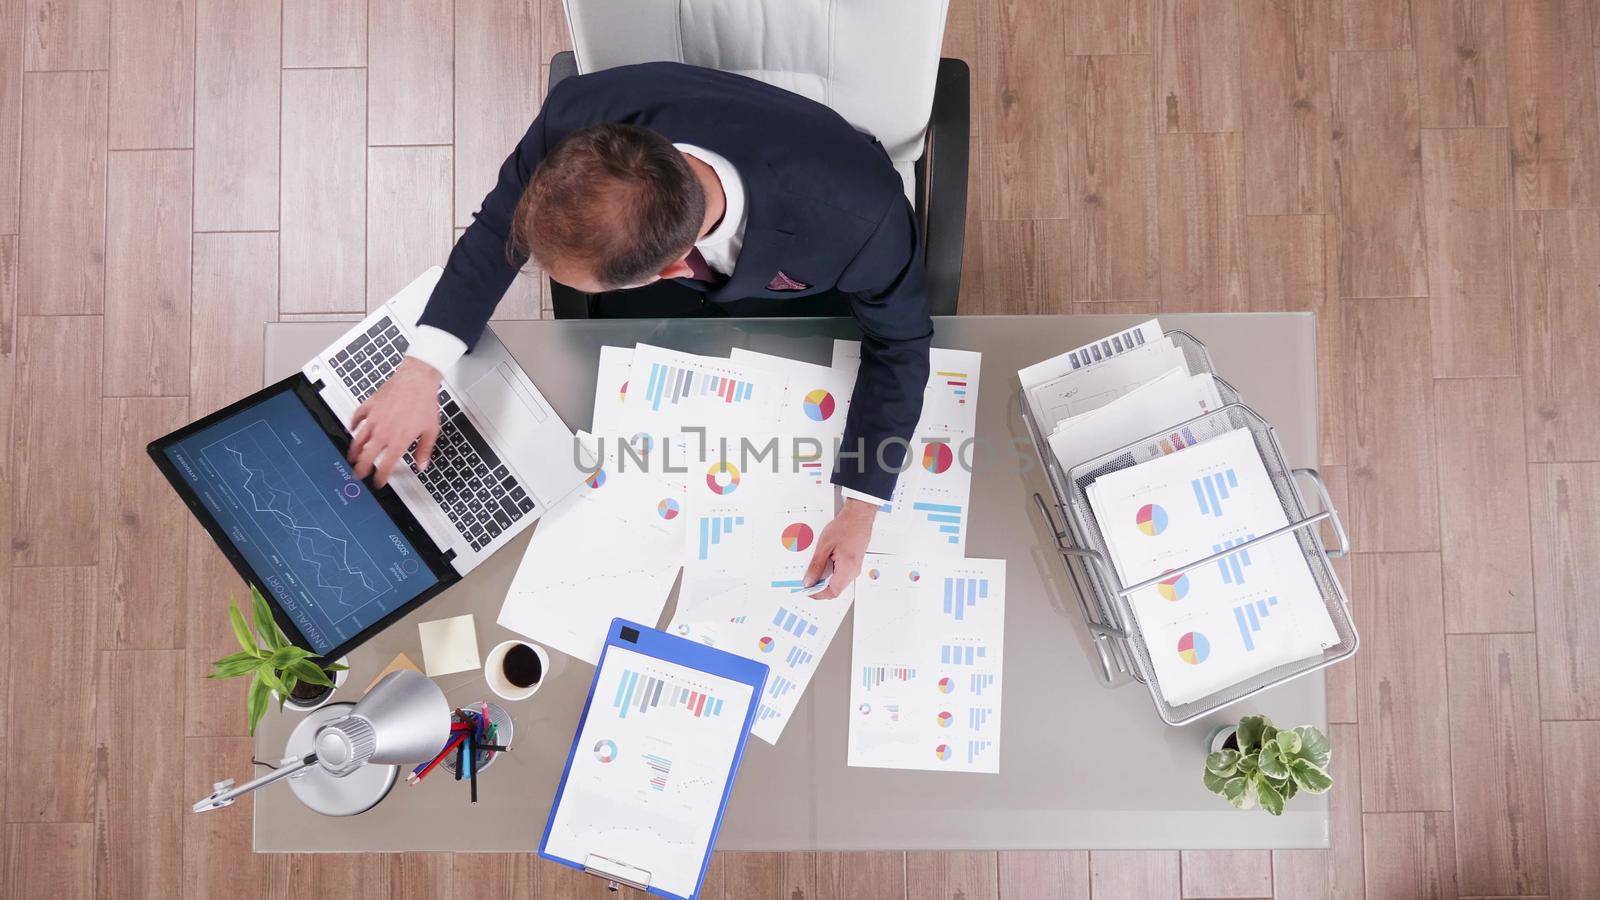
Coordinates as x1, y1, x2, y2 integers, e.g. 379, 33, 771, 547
659, 254, 694, 280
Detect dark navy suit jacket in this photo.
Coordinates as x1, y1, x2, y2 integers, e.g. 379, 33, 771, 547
419, 62, 933, 499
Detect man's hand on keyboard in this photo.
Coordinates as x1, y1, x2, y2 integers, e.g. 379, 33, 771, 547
348, 357, 443, 487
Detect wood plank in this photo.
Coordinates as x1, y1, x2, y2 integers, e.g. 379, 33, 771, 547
1506, 0, 1600, 209
1355, 552, 1453, 811
194, 0, 279, 231
1434, 378, 1535, 632
98, 397, 189, 649
1158, 131, 1248, 311
104, 149, 192, 395
998, 851, 1090, 898
942, 0, 978, 63
0, 237, 17, 733
1066, 54, 1159, 303
906, 851, 998, 900
0, 0, 20, 233
5, 566, 97, 821
1330, 51, 1429, 298
370, 146, 454, 310
1335, 0, 1415, 49
1421, 128, 1517, 377
108, 0, 194, 148
1529, 463, 1600, 719
19, 70, 106, 315
23, 0, 108, 70
975, 219, 1070, 314
451, 853, 533, 897
1246, 214, 1345, 466
1413, 0, 1509, 127
1344, 298, 1440, 551
274, 854, 392, 894
817, 851, 906, 900
390, 854, 454, 898
1090, 851, 1181, 900
281, 67, 366, 315
183, 738, 283, 896
1514, 209, 1600, 461
1156, 0, 1242, 133
1362, 811, 1460, 899
94, 650, 183, 898
1064, 0, 1153, 54
281, 0, 365, 67
1073, 300, 1162, 315
1181, 850, 1271, 897
369, 0, 453, 145
977, 0, 1069, 219
1242, 0, 1333, 215
1270, 722, 1364, 899
1543, 721, 1600, 899
1446, 633, 1549, 895
722, 852, 815, 899
455, 0, 542, 229
5, 823, 94, 898
1320, 467, 1358, 723
11, 314, 101, 565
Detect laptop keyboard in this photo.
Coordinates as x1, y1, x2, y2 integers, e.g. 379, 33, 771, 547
329, 316, 537, 553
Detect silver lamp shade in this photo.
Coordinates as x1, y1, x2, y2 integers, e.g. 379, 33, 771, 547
313, 670, 451, 776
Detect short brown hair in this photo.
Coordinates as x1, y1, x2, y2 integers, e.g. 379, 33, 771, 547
511, 124, 705, 289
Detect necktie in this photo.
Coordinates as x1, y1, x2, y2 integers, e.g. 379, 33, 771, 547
684, 248, 725, 286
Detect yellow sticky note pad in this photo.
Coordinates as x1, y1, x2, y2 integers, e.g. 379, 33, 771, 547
417, 614, 481, 676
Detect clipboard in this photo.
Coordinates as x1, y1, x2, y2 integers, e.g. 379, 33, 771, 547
539, 619, 768, 899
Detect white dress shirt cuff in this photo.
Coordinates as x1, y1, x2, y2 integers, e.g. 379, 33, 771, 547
406, 325, 468, 374
840, 486, 889, 507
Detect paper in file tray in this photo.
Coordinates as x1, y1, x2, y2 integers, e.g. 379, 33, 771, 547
1020, 330, 1358, 726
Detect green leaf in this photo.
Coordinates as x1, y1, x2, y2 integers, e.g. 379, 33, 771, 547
1205, 749, 1241, 775
1202, 767, 1230, 794
257, 666, 290, 701
1258, 740, 1290, 779
268, 646, 309, 669
251, 587, 285, 651
228, 602, 259, 655
1290, 759, 1334, 794
324, 660, 349, 672
1292, 726, 1332, 769
207, 651, 261, 679
1280, 776, 1299, 802
1276, 729, 1302, 756
246, 677, 270, 736
1236, 716, 1267, 751
1255, 775, 1285, 816
288, 658, 334, 688
1222, 776, 1256, 810
1237, 754, 1259, 775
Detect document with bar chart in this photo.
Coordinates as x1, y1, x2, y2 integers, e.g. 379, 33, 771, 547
847, 556, 1007, 774
667, 558, 855, 745
620, 344, 785, 431
1084, 427, 1337, 704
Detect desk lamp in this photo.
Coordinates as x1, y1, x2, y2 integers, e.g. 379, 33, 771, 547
192, 669, 451, 816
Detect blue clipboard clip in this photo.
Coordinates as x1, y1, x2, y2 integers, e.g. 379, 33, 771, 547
538, 618, 769, 900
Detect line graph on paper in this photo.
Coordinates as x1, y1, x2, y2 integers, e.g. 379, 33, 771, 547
201, 420, 392, 620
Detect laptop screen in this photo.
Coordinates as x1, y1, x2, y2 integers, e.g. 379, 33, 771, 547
160, 386, 441, 656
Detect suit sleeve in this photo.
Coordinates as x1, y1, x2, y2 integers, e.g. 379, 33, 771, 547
833, 197, 934, 500
415, 110, 552, 349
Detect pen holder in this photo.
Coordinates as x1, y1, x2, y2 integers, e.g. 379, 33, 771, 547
440, 702, 513, 776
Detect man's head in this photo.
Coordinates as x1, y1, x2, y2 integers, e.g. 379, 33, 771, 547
511, 123, 706, 293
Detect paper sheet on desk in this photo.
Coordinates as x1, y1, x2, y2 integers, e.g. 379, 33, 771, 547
1085, 428, 1337, 704
1046, 368, 1223, 474
729, 348, 858, 440
847, 555, 1007, 773
1026, 339, 1190, 433
1016, 319, 1165, 389
620, 343, 787, 431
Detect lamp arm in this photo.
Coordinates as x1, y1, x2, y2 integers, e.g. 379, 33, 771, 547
191, 752, 318, 813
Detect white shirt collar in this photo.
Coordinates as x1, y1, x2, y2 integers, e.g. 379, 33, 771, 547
674, 143, 747, 275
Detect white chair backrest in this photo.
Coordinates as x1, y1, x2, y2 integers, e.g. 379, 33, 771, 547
562, 0, 950, 201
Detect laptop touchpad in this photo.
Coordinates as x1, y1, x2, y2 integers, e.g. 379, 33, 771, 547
464, 364, 574, 498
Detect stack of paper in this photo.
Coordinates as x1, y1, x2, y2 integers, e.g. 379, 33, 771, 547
1086, 428, 1338, 704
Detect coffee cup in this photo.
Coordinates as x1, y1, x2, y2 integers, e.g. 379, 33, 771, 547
485, 640, 549, 702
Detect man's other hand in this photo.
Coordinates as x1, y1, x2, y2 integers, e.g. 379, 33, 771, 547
348, 357, 443, 487
803, 498, 879, 600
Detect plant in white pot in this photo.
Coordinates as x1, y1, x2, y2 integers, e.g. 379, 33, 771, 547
207, 587, 349, 735
1203, 714, 1332, 816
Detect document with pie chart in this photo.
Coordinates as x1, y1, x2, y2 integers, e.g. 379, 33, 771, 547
847, 555, 1007, 774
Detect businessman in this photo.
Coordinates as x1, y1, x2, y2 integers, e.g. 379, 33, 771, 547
349, 62, 933, 598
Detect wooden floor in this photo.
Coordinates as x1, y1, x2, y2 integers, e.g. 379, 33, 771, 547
3, 0, 1599, 897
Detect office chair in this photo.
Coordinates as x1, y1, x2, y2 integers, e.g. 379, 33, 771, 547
544, 0, 969, 319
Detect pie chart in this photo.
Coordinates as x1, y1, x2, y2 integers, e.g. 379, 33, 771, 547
1177, 631, 1210, 665
706, 461, 741, 495
585, 469, 607, 489
1136, 503, 1168, 536
618, 381, 628, 403
1157, 571, 1189, 601
657, 498, 680, 520
802, 389, 836, 422
937, 677, 954, 694
758, 636, 775, 653
781, 522, 814, 552
908, 570, 921, 583
867, 568, 881, 580
922, 441, 953, 474
935, 744, 952, 761
593, 739, 617, 763
936, 711, 953, 728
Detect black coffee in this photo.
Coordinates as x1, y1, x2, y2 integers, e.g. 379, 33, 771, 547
503, 644, 543, 688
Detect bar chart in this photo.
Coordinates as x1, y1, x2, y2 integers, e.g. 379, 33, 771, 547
611, 668, 727, 720
940, 643, 988, 665
643, 752, 673, 791
969, 673, 995, 695
942, 576, 990, 621
696, 514, 746, 560
861, 665, 917, 690
966, 739, 993, 764
1212, 534, 1256, 584
785, 646, 813, 668
767, 675, 797, 700
1192, 468, 1240, 517
1232, 595, 1280, 651
644, 362, 755, 411
968, 707, 993, 730
771, 606, 819, 638
913, 501, 964, 545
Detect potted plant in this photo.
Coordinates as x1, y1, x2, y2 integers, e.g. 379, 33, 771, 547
208, 587, 349, 735
1202, 714, 1332, 816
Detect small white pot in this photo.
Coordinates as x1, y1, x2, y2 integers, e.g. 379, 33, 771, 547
1206, 724, 1239, 754
278, 656, 350, 712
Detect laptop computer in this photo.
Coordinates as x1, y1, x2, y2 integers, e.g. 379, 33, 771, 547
150, 267, 578, 661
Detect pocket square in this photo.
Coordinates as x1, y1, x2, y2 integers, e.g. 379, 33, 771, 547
767, 270, 808, 291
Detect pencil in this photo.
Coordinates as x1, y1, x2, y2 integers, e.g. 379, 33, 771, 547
468, 737, 478, 803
